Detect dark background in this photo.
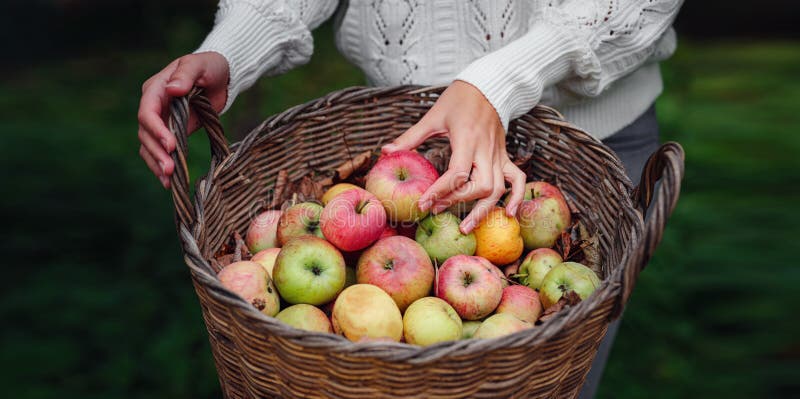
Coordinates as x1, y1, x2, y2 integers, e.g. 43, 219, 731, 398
1, 1, 798, 398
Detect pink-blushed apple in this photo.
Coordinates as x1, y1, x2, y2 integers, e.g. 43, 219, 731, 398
436, 255, 504, 320
321, 183, 361, 205
403, 297, 462, 346
487, 263, 509, 288
516, 182, 572, 250
380, 225, 398, 239
495, 285, 543, 323
276, 202, 324, 246
472, 313, 532, 339
356, 236, 434, 311
275, 304, 333, 333
251, 247, 281, 277
246, 210, 282, 253
518, 248, 564, 290
461, 320, 482, 339
415, 212, 476, 264
273, 236, 346, 305
218, 261, 280, 316
320, 187, 386, 252
539, 262, 601, 309
365, 150, 439, 223
332, 284, 403, 342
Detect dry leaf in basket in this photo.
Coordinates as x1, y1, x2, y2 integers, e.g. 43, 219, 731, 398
539, 290, 582, 323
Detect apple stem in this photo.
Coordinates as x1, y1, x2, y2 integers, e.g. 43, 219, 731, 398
355, 200, 367, 214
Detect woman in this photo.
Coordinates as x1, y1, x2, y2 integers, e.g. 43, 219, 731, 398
137, 1, 682, 396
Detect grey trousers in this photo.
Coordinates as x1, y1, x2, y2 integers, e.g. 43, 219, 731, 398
576, 104, 660, 399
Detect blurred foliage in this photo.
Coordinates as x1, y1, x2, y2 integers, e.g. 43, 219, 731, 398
0, 15, 798, 399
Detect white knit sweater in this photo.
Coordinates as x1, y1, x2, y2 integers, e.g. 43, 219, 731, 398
196, 0, 682, 139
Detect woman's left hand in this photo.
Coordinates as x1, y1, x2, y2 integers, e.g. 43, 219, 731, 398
382, 80, 527, 234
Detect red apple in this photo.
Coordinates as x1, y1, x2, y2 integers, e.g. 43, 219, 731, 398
277, 202, 324, 246
516, 182, 572, 250
436, 255, 504, 320
495, 285, 543, 323
356, 236, 434, 311
245, 210, 281, 253
487, 263, 509, 288
320, 187, 386, 252
365, 150, 439, 223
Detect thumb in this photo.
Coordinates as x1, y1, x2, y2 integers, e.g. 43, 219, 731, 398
165, 57, 205, 97
382, 120, 439, 154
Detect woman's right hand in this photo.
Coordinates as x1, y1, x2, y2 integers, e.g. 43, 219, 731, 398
137, 51, 229, 188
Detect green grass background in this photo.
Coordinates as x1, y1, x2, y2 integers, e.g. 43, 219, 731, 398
1, 21, 798, 398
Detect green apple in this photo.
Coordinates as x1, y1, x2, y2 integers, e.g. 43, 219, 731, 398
403, 297, 462, 346
539, 262, 601, 309
275, 304, 333, 333
461, 320, 482, 339
472, 313, 532, 339
273, 236, 346, 305
518, 248, 563, 290
415, 212, 477, 263
277, 202, 324, 246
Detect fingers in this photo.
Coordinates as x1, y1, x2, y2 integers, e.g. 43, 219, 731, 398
140, 145, 170, 188
460, 166, 506, 233
418, 146, 473, 211
382, 121, 437, 154
503, 162, 527, 216
165, 56, 206, 98
138, 124, 174, 177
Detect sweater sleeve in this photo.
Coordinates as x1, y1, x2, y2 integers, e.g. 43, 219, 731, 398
455, 0, 683, 130
195, 0, 339, 112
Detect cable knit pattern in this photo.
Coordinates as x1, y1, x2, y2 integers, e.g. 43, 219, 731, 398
198, 0, 682, 139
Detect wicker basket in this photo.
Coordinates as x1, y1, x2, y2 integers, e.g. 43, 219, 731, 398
167, 86, 684, 398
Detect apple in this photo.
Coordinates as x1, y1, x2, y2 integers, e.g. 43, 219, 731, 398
518, 248, 563, 290
415, 212, 476, 263
472, 313, 532, 339
495, 285, 543, 323
436, 255, 504, 320
320, 187, 386, 252
365, 150, 439, 223
487, 263, 509, 288
380, 225, 398, 239
245, 210, 282, 253
403, 297, 462, 346
356, 236, 434, 311
277, 202, 324, 246
516, 182, 572, 250
218, 261, 280, 316
473, 207, 524, 265
539, 262, 601, 309
461, 320, 482, 339
321, 183, 361, 205
332, 284, 403, 342
275, 304, 333, 333
251, 247, 281, 277
273, 236, 346, 305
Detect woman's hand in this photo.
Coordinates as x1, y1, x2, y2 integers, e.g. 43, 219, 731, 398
382, 81, 526, 233
137, 52, 229, 188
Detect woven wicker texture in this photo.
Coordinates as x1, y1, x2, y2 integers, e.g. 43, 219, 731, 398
167, 86, 684, 398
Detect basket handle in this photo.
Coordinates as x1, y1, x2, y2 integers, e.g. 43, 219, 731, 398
615, 142, 685, 316
168, 87, 230, 229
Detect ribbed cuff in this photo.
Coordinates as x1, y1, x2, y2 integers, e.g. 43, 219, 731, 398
456, 23, 593, 131
195, 1, 313, 113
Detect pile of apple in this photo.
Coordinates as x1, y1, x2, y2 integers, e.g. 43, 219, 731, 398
217, 150, 601, 346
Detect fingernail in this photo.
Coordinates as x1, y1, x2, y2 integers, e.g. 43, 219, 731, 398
159, 161, 167, 175
161, 139, 169, 151
418, 199, 431, 211
507, 204, 517, 216
159, 175, 169, 187
460, 221, 473, 234
165, 80, 179, 88
382, 144, 396, 153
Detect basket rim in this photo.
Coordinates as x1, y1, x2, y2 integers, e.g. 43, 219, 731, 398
177, 85, 645, 362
